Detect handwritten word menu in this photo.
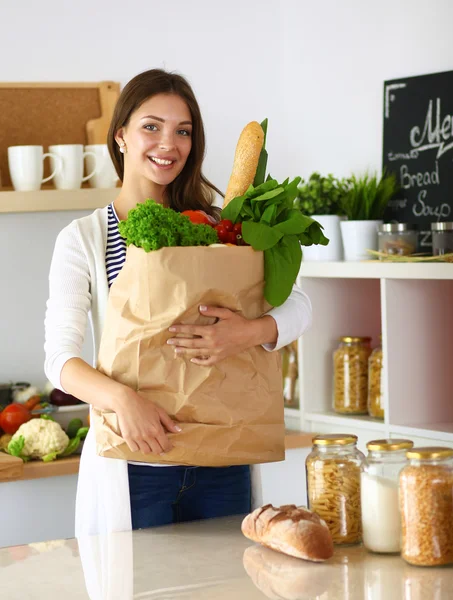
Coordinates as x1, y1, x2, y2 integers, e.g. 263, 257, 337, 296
383, 70, 453, 250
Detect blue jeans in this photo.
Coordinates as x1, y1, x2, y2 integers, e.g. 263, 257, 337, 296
128, 464, 251, 530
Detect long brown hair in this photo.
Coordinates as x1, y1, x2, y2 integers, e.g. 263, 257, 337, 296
107, 69, 222, 217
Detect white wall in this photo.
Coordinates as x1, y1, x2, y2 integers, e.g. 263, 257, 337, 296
1, 0, 452, 386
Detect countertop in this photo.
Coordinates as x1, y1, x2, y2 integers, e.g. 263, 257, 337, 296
1, 515, 452, 599
0, 430, 312, 483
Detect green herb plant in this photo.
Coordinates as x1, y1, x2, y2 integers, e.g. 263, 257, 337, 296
338, 171, 399, 221
119, 200, 219, 251
294, 172, 350, 217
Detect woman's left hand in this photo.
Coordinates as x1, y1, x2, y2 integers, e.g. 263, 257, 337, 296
167, 305, 277, 366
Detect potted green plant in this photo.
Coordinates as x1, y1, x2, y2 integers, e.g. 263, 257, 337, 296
338, 171, 399, 261
294, 172, 349, 261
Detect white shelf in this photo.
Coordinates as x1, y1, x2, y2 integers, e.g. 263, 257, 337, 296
305, 411, 386, 432
0, 188, 114, 213
299, 261, 453, 280
390, 423, 453, 443
294, 263, 453, 448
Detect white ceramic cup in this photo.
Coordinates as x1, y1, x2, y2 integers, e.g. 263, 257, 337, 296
48, 144, 98, 190
7, 145, 62, 191
84, 144, 119, 188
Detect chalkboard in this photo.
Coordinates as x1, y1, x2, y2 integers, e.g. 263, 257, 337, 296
382, 70, 453, 251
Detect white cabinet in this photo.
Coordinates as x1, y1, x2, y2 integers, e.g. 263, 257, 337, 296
287, 262, 453, 453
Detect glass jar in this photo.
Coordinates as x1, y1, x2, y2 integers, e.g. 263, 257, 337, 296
368, 339, 384, 419
400, 447, 453, 567
306, 434, 365, 545
431, 222, 453, 256
281, 341, 299, 409
333, 337, 371, 414
361, 439, 413, 554
378, 223, 418, 257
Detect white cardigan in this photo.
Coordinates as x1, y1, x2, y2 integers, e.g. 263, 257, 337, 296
44, 206, 312, 536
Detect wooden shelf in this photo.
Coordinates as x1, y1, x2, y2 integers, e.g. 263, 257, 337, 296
299, 261, 453, 280
0, 188, 115, 214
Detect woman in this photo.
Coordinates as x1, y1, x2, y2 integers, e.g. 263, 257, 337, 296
44, 69, 312, 536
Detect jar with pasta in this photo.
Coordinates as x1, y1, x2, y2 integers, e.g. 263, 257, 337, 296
400, 447, 453, 567
306, 434, 365, 545
368, 339, 384, 419
333, 337, 371, 414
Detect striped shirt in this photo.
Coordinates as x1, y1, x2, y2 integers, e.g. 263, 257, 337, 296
105, 202, 173, 467
106, 203, 126, 288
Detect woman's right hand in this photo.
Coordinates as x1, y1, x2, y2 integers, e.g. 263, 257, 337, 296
114, 388, 181, 455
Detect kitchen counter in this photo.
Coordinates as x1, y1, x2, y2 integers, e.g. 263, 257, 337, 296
1, 515, 452, 599
0, 430, 312, 482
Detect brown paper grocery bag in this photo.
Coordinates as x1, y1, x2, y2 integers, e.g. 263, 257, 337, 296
92, 244, 285, 466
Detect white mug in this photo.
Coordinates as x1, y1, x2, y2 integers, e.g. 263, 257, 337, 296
84, 144, 119, 189
48, 144, 98, 190
7, 145, 62, 191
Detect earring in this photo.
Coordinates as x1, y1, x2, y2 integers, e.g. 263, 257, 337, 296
119, 141, 127, 154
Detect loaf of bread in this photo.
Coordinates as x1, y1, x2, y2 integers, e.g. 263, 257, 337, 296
223, 121, 264, 206
243, 544, 331, 600
241, 504, 334, 562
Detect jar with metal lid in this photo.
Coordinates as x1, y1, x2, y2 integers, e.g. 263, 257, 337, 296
368, 339, 384, 419
378, 223, 418, 257
361, 439, 413, 554
400, 447, 453, 567
333, 337, 371, 414
431, 222, 453, 256
306, 434, 365, 545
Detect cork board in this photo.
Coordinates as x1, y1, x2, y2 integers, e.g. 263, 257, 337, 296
0, 81, 120, 189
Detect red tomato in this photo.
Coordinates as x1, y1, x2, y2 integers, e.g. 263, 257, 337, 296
219, 219, 234, 232
181, 210, 212, 226
232, 222, 247, 245
0, 403, 31, 434
226, 232, 237, 245
214, 224, 230, 243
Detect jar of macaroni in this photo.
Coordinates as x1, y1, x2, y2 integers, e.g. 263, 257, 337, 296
361, 439, 413, 554
333, 337, 371, 414
368, 339, 384, 419
306, 434, 365, 545
400, 447, 453, 567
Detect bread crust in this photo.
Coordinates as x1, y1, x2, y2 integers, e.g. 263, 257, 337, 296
241, 504, 334, 562
223, 121, 264, 206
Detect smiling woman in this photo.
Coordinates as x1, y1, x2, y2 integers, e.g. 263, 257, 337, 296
44, 68, 313, 537
106, 70, 222, 220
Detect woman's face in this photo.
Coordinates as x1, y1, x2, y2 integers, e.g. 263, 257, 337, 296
117, 93, 193, 189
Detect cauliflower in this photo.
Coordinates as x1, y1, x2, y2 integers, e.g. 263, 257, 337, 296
10, 418, 69, 459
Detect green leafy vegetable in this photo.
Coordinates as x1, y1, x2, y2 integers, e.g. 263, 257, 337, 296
118, 200, 219, 251
221, 178, 328, 306
40, 413, 55, 421
7, 435, 30, 462
253, 118, 268, 187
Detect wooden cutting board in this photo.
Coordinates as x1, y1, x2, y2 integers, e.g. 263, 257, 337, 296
0, 453, 23, 482
86, 81, 120, 145
0, 81, 120, 189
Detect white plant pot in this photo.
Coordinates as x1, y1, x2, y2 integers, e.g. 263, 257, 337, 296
302, 215, 343, 262
340, 219, 383, 261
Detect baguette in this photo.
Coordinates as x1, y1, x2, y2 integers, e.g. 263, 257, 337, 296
223, 121, 264, 207
241, 504, 334, 562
